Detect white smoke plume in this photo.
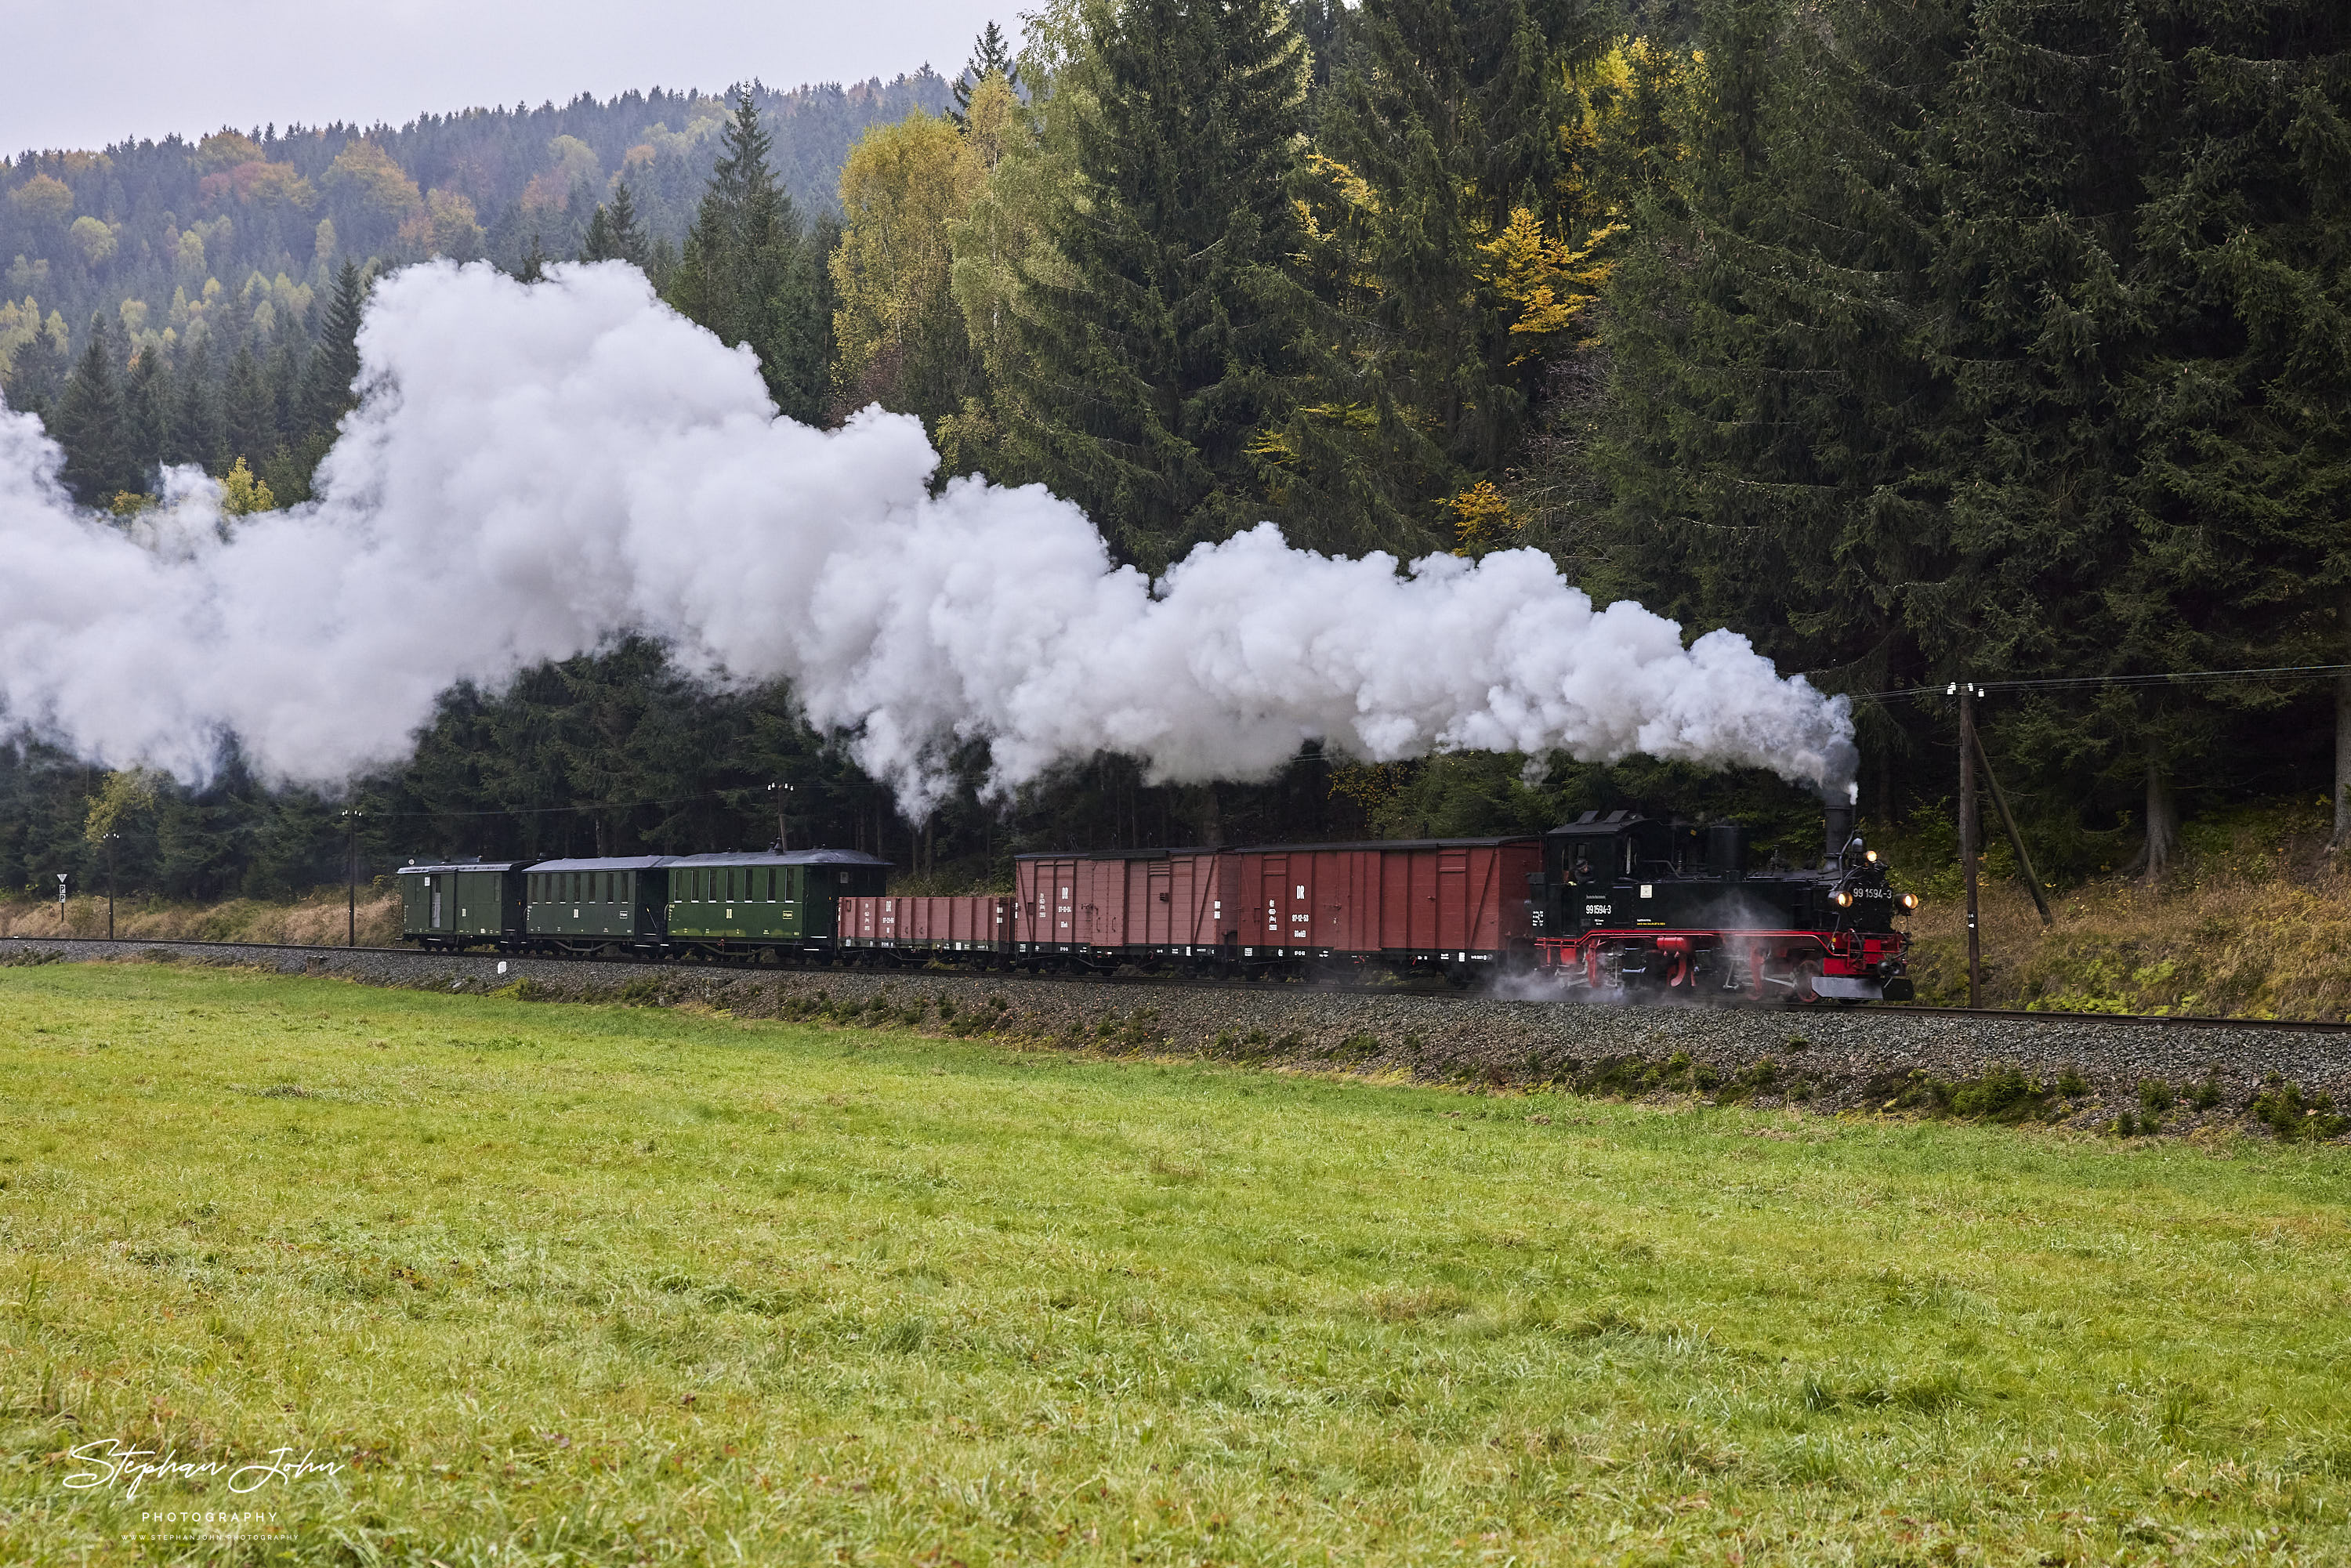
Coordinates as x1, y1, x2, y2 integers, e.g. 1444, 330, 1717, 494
0, 262, 1857, 814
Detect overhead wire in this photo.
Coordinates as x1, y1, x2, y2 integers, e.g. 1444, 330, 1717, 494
1838, 663, 2351, 704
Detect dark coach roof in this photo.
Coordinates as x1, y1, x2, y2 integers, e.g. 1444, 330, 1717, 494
397, 860, 534, 875
525, 856, 673, 873
667, 849, 893, 868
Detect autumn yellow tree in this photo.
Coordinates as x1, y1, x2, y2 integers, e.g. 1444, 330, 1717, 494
829, 108, 991, 426
218, 456, 274, 515
83, 769, 159, 846
320, 141, 420, 217
942, 72, 1043, 393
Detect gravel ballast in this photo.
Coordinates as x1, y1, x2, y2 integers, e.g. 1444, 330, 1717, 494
6, 936, 2345, 1135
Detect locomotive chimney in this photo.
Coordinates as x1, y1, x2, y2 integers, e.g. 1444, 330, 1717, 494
1706, 823, 1747, 878
1824, 800, 1856, 869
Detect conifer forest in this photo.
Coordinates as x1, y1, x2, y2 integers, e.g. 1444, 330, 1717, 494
0, 0, 2345, 904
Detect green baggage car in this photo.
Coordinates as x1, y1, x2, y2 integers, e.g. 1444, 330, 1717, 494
524, 856, 673, 954
397, 860, 532, 951
665, 849, 890, 958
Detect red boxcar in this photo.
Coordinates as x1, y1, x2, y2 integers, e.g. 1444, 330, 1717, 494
841, 895, 1012, 963
1012, 838, 1540, 974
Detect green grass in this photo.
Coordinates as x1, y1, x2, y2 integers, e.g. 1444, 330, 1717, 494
2, 966, 2349, 1566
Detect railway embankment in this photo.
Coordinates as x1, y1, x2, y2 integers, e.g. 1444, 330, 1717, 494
6, 936, 2346, 1138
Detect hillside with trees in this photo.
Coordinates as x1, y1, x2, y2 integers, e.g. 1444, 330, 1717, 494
0, 74, 950, 475
2, 0, 2346, 936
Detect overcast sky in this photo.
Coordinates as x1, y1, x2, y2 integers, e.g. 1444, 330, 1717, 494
8, 0, 1017, 154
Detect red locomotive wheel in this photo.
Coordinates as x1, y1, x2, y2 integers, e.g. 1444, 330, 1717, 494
1791, 958, 1822, 1004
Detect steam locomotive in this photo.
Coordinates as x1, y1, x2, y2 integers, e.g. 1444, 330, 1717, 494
1528, 801, 1916, 1003
398, 802, 1914, 1005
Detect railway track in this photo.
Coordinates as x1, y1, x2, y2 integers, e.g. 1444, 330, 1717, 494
9, 932, 2349, 1037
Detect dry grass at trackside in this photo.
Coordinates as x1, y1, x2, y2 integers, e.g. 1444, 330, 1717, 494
1900, 803, 2351, 1019
3, 962, 2350, 1565
0, 886, 401, 947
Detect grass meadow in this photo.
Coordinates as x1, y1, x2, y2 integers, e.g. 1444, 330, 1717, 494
1, 963, 2347, 1565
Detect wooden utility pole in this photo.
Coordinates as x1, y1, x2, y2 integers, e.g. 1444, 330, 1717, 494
769, 781, 792, 853
342, 808, 362, 947
1956, 683, 1981, 1008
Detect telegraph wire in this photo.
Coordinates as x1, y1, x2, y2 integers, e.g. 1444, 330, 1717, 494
1839, 663, 2351, 704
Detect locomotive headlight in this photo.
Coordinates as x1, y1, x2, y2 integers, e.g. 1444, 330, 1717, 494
1864, 849, 1878, 864
1900, 893, 1919, 911
1831, 890, 1853, 908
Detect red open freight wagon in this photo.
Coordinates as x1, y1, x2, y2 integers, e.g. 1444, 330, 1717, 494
840, 895, 1012, 965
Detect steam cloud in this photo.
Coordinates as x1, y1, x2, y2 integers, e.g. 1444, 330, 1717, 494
0, 262, 1857, 813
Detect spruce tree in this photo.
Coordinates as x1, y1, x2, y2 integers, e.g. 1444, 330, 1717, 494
578, 183, 650, 268
666, 87, 828, 423
121, 341, 172, 480
1598, 0, 1965, 690
223, 343, 276, 469
168, 339, 226, 471
606, 182, 649, 267
302, 261, 366, 436
1008, 0, 1312, 567
3, 327, 70, 424
950, 21, 1022, 127
578, 206, 614, 266
1313, 0, 1602, 480
2117, 0, 2351, 852
1918, 0, 2216, 877
266, 336, 306, 438
53, 316, 139, 505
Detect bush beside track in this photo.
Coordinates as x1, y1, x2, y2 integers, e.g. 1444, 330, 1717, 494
13, 934, 2349, 1139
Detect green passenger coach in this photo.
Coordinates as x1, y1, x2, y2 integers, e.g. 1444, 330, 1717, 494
524, 856, 672, 954
665, 849, 889, 956
397, 860, 531, 951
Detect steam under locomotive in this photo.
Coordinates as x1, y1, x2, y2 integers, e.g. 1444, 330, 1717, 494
399, 802, 1914, 1005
